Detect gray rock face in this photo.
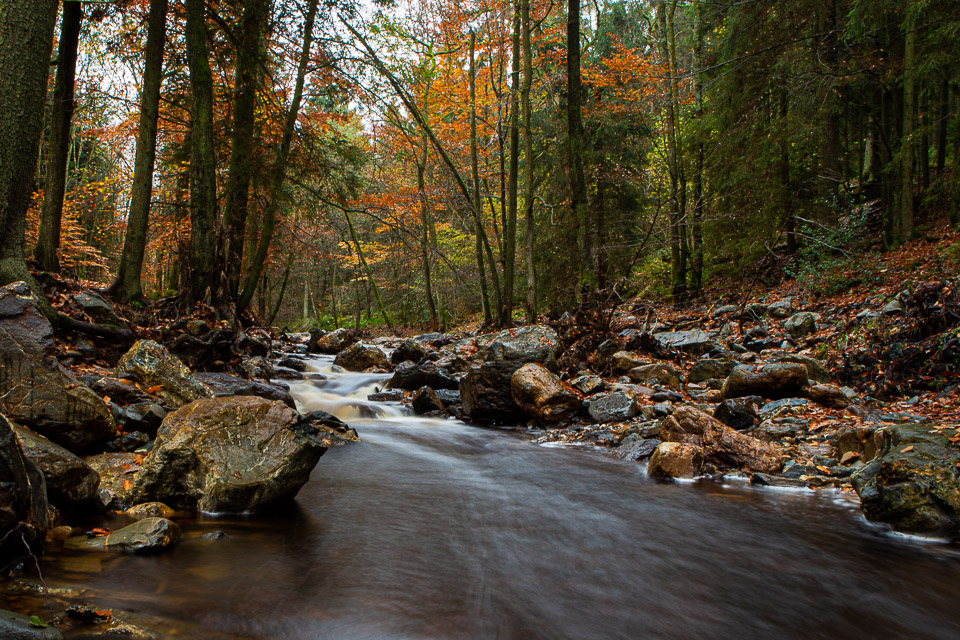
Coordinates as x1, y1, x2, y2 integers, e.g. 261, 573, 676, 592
766, 352, 831, 383
689, 359, 736, 384
460, 362, 526, 425
73, 292, 124, 326
128, 396, 356, 512
462, 325, 559, 370
84, 452, 141, 506
333, 343, 389, 371
388, 361, 458, 391
570, 375, 605, 395
12, 424, 99, 508
628, 363, 682, 389
652, 330, 722, 355
309, 327, 355, 354
0, 414, 49, 562
713, 396, 763, 431
510, 363, 580, 424
116, 340, 214, 409
758, 398, 810, 416
784, 312, 817, 339
721, 363, 809, 400
614, 437, 661, 461
0, 282, 116, 450
391, 338, 428, 365
194, 372, 295, 408
0, 609, 63, 639
66, 517, 181, 553
851, 424, 960, 537
767, 299, 793, 318
586, 392, 638, 423
610, 351, 646, 374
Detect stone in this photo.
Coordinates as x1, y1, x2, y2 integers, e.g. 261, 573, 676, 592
652, 330, 722, 355
472, 325, 559, 369
128, 396, 357, 512
614, 438, 661, 461
368, 389, 404, 402
333, 343, 389, 371
721, 363, 809, 400
713, 396, 763, 431
0, 282, 116, 450
752, 420, 801, 441
460, 361, 525, 425
239, 356, 276, 380
510, 363, 581, 424
688, 358, 736, 384
116, 340, 214, 409
851, 424, 960, 536
391, 338, 428, 365
628, 363, 682, 389
570, 375, 605, 395
388, 361, 458, 391
104, 431, 151, 453
84, 452, 142, 506
0, 415, 48, 563
115, 402, 166, 437
767, 299, 793, 318
713, 304, 738, 318
766, 352, 831, 384
123, 502, 175, 520
83, 375, 153, 405
784, 312, 817, 339
610, 351, 646, 374
659, 405, 781, 473
194, 372, 295, 408
0, 609, 63, 639
277, 356, 308, 372
837, 424, 880, 462
73, 292, 125, 326
758, 398, 810, 416
66, 517, 180, 553
12, 424, 99, 508
881, 299, 903, 315
411, 387, 449, 415
647, 442, 704, 479
801, 383, 850, 409
586, 392, 638, 423
308, 327, 354, 354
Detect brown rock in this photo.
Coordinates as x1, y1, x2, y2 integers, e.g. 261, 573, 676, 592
510, 363, 581, 423
801, 383, 850, 409
611, 351, 646, 375
647, 442, 704, 479
659, 405, 781, 473
721, 363, 808, 400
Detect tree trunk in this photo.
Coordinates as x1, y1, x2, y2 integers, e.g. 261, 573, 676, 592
0, 0, 60, 290
35, 0, 82, 273
222, 0, 267, 300
658, 1, 683, 303
470, 30, 492, 325
900, 16, 916, 242
521, 0, 536, 323
502, 6, 520, 326
690, 0, 704, 296
936, 77, 949, 176
107, 0, 168, 302
780, 82, 796, 253
568, 0, 594, 301
185, 0, 220, 303
237, 0, 319, 315
817, 0, 841, 219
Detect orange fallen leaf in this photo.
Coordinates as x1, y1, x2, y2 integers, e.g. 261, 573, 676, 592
102, 396, 111, 405
232, 471, 242, 479
144, 385, 163, 394
900, 445, 915, 453
90, 528, 111, 537
122, 479, 133, 491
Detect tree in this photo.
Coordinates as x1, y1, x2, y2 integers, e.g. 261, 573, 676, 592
567, 0, 594, 301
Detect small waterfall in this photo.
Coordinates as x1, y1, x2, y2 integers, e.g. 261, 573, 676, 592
283, 355, 407, 421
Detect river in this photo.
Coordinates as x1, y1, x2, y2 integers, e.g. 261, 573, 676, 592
4, 356, 960, 639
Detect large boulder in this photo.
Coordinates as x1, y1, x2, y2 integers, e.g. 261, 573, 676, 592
388, 361, 458, 391
689, 359, 736, 384
0, 414, 48, 563
0, 282, 115, 450
391, 338, 428, 365
12, 424, 99, 508
308, 327, 355, 354
659, 405, 781, 474
721, 363, 809, 400
194, 372, 295, 408
0, 609, 63, 639
713, 396, 763, 431
116, 340, 213, 408
586, 392, 638, 423
333, 343, 389, 371
801, 383, 850, 409
127, 397, 357, 512
460, 362, 525, 425
628, 363, 682, 389
647, 442, 704, 479
462, 325, 559, 370
652, 330, 722, 356
610, 351, 646, 375
766, 352, 831, 383
784, 312, 817, 339
851, 424, 960, 537
84, 452, 142, 506
73, 292, 125, 326
510, 363, 580, 424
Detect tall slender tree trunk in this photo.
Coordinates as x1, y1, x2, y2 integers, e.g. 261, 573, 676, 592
237, 0, 319, 315
690, 0, 704, 296
470, 30, 492, 325
107, 0, 168, 302
817, 0, 841, 219
900, 15, 916, 242
658, 1, 683, 302
780, 82, 796, 253
185, 0, 219, 303
568, 0, 594, 302
0, 0, 59, 290
503, 5, 520, 326
222, 0, 267, 300
521, 0, 536, 323
35, 0, 82, 273
936, 77, 949, 176
418, 141, 439, 330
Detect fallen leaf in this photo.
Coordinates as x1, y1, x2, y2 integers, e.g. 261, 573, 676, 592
900, 445, 915, 453
840, 451, 860, 464
102, 395, 111, 405
122, 479, 133, 491
144, 385, 163, 394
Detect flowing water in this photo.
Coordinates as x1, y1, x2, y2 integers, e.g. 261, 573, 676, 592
4, 357, 960, 639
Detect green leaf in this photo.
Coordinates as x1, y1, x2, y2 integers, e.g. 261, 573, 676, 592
29, 615, 49, 628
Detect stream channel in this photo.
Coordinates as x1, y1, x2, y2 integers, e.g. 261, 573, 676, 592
5, 356, 960, 639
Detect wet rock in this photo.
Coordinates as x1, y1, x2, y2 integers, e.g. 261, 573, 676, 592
511, 363, 581, 424
752, 420, 801, 441
333, 343, 389, 372
123, 502, 175, 520
73, 292, 125, 326
308, 327, 354, 354
67, 517, 180, 553
461, 325, 560, 371
784, 312, 817, 339
84, 452, 142, 507
758, 398, 810, 417
0, 282, 116, 450
128, 396, 348, 512
721, 363, 809, 400
12, 424, 99, 508
0, 609, 63, 639
713, 396, 763, 431
659, 405, 781, 473
104, 431, 151, 453
388, 361, 458, 391
628, 363, 682, 389
116, 340, 214, 408
851, 424, 960, 536
652, 330, 722, 355
801, 383, 850, 409
614, 438, 661, 461
368, 389, 404, 402
766, 352, 831, 384
277, 356, 307, 372
837, 424, 880, 462
586, 392, 638, 423
82, 375, 153, 405
460, 362, 525, 425
688, 359, 736, 384
239, 356, 275, 380
647, 442, 704, 479
767, 299, 793, 318
610, 351, 646, 375
391, 338, 428, 365
570, 375, 605, 395
194, 372, 295, 408
411, 386, 450, 415
0, 414, 48, 562
115, 402, 166, 437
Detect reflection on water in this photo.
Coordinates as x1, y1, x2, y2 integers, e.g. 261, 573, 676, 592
5, 357, 960, 639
